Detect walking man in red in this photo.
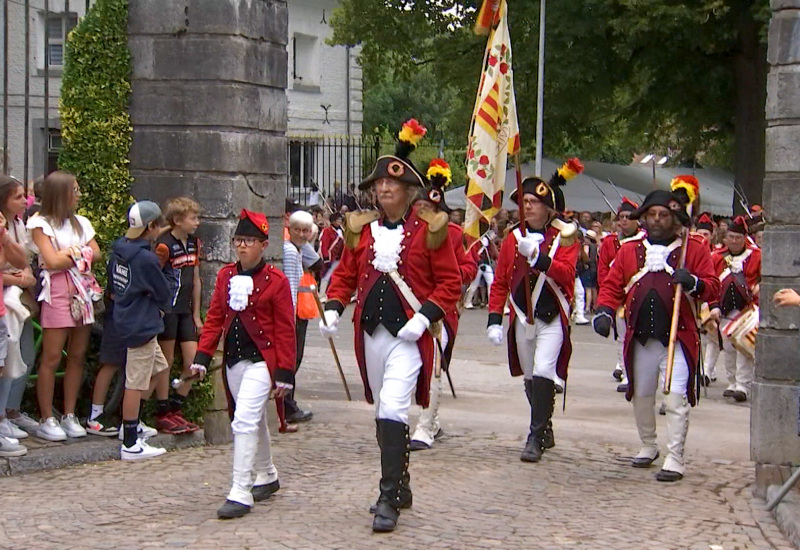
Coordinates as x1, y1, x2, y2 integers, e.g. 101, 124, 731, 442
320, 121, 461, 532
487, 163, 580, 464
593, 190, 719, 482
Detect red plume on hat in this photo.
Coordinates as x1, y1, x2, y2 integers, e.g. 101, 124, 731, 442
695, 211, 715, 231
235, 209, 270, 239
728, 215, 749, 235
617, 197, 639, 214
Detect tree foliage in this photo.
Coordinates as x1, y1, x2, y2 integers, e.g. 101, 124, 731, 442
331, 0, 769, 202
58, 0, 134, 251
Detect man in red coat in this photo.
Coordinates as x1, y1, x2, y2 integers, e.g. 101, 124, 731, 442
597, 197, 644, 389
593, 190, 719, 482
190, 210, 297, 519
320, 121, 461, 533
695, 212, 722, 384
486, 174, 579, 464
708, 216, 761, 402
409, 159, 478, 451
319, 212, 344, 292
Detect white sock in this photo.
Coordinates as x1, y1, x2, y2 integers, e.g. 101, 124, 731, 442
90, 404, 104, 421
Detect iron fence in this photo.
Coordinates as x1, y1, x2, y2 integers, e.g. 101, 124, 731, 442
287, 134, 381, 210
1, 0, 94, 190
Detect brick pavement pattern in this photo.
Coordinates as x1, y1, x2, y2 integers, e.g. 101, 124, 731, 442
0, 313, 793, 549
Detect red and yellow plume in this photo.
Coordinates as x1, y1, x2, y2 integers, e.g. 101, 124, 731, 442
398, 119, 427, 148
474, 0, 502, 35
426, 158, 452, 187
620, 197, 639, 210
557, 158, 585, 182
670, 175, 699, 206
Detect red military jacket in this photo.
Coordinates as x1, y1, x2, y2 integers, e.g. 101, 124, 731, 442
320, 226, 344, 263
597, 230, 645, 290
709, 245, 761, 311
489, 224, 579, 381
195, 262, 297, 386
326, 210, 462, 407
597, 235, 719, 405
442, 223, 478, 364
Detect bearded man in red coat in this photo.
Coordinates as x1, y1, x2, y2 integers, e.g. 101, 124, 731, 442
320, 121, 461, 533
593, 190, 719, 482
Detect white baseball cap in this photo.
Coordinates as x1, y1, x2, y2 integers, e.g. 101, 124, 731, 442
126, 200, 163, 239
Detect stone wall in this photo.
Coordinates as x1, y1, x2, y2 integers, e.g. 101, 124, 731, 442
753, 0, 800, 497
128, 0, 288, 299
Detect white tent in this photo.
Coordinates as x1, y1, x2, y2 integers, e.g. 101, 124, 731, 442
445, 159, 735, 216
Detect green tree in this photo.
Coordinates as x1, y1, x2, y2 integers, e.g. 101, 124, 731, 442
331, 0, 769, 209
58, 0, 134, 250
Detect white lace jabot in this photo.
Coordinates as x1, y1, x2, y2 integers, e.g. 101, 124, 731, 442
229, 275, 254, 311
370, 220, 405, 273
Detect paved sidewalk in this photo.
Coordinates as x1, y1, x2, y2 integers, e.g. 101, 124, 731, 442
0, 310, 791, 549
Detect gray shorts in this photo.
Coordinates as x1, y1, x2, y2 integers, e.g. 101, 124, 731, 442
0, 317, 8, 368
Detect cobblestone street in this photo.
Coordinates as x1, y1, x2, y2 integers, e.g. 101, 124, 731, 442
0, 311, 793, 549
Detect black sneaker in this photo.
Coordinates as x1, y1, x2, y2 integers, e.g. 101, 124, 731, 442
286, 410, 314, 424
86, 415, 119, 437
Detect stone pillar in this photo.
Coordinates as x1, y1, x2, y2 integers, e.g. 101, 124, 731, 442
753, 0, 800, 497
127, 0, 289, 290
127, 0, 288, 444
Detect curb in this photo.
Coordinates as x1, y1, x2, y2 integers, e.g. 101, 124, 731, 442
767, 484, 800, 549
0, 430, 207, 476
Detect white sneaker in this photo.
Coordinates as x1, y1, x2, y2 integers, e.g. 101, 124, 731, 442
121, 438, 167, 461
0, 434, 27, 457
8, 412, 39, 430
60, 414, 87, 438
36, 417, 67, 442
117, 421, 159, 441
0, 417, 28, 439
574, 314, 590, 325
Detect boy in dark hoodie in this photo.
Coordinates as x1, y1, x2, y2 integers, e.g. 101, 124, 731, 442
109, 201, 171, 460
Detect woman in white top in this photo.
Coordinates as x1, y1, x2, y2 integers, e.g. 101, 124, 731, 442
0, 177, 38, 445
27, 172, 100, 442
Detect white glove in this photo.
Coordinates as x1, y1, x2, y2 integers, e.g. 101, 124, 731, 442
189, 364, 207, 380
517, 234, 544, 262
319, 310, 340, 337
275, 381, 294, 392
487, 324, 504, 346
397, 312, 431, 342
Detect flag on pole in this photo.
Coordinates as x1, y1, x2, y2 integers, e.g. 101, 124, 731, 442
464, 0, 520, 249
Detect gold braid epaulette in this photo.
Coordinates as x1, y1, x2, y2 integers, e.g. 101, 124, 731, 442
418, 210, 450, 249
344, 210, 380, 249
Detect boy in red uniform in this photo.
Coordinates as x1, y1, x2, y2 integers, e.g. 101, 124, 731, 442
487, 164, 580, 464
190, 210, 296, 519
320, 121, 461, 533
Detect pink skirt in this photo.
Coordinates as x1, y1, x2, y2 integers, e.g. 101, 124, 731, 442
40, 272, 81, 329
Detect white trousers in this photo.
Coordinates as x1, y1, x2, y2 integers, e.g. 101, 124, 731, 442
574, 277, 586, 316
701, 331, 720, 380
615, 316, 628, 383
226, 360, 278, 506
468, 265, 494, 293
364, 325, 423, 424
631, 339, 690, 397
411, 327, 450, 446
719, 315, 754, 396
514, 316, 564, 383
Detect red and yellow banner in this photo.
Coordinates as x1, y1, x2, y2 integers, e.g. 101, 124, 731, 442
464, 0, 520, 248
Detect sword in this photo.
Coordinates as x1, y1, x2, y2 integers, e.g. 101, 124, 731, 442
311, 285, 352, 401
172, 364, 223, 389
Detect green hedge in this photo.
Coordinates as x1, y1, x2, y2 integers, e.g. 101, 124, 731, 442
58, 0, 133, 252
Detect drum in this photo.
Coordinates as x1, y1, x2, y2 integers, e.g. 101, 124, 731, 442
722, 306, 759, 360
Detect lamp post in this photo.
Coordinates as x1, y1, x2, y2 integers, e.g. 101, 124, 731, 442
640, 154, 669, 189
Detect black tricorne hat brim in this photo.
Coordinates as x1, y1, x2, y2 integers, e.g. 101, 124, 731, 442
359, 155, 426, 191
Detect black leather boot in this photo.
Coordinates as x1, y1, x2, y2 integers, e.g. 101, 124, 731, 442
520, 377, 555, 463
372, 419, 407, 533
370, 420, 411, 513
525, 379, 554, 450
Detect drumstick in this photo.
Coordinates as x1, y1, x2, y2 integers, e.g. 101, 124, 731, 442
172, 365, 222, 389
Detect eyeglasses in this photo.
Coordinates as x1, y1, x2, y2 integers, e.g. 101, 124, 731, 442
617, 214, 632, 221
232, 237, 260, 247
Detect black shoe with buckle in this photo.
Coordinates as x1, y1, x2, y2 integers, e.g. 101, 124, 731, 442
217, 500, 251, 519
655, 469, 683, 482
630, 451, 660, 468
251, 479, 280, 502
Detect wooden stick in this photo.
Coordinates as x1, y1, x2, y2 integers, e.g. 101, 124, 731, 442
664, 227, 691, 395
311, 286, 352, 401
513, 153, 534, 325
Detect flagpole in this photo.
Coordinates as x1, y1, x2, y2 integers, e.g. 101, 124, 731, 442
514, 152, 534, 325
534, 0, 546, 176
